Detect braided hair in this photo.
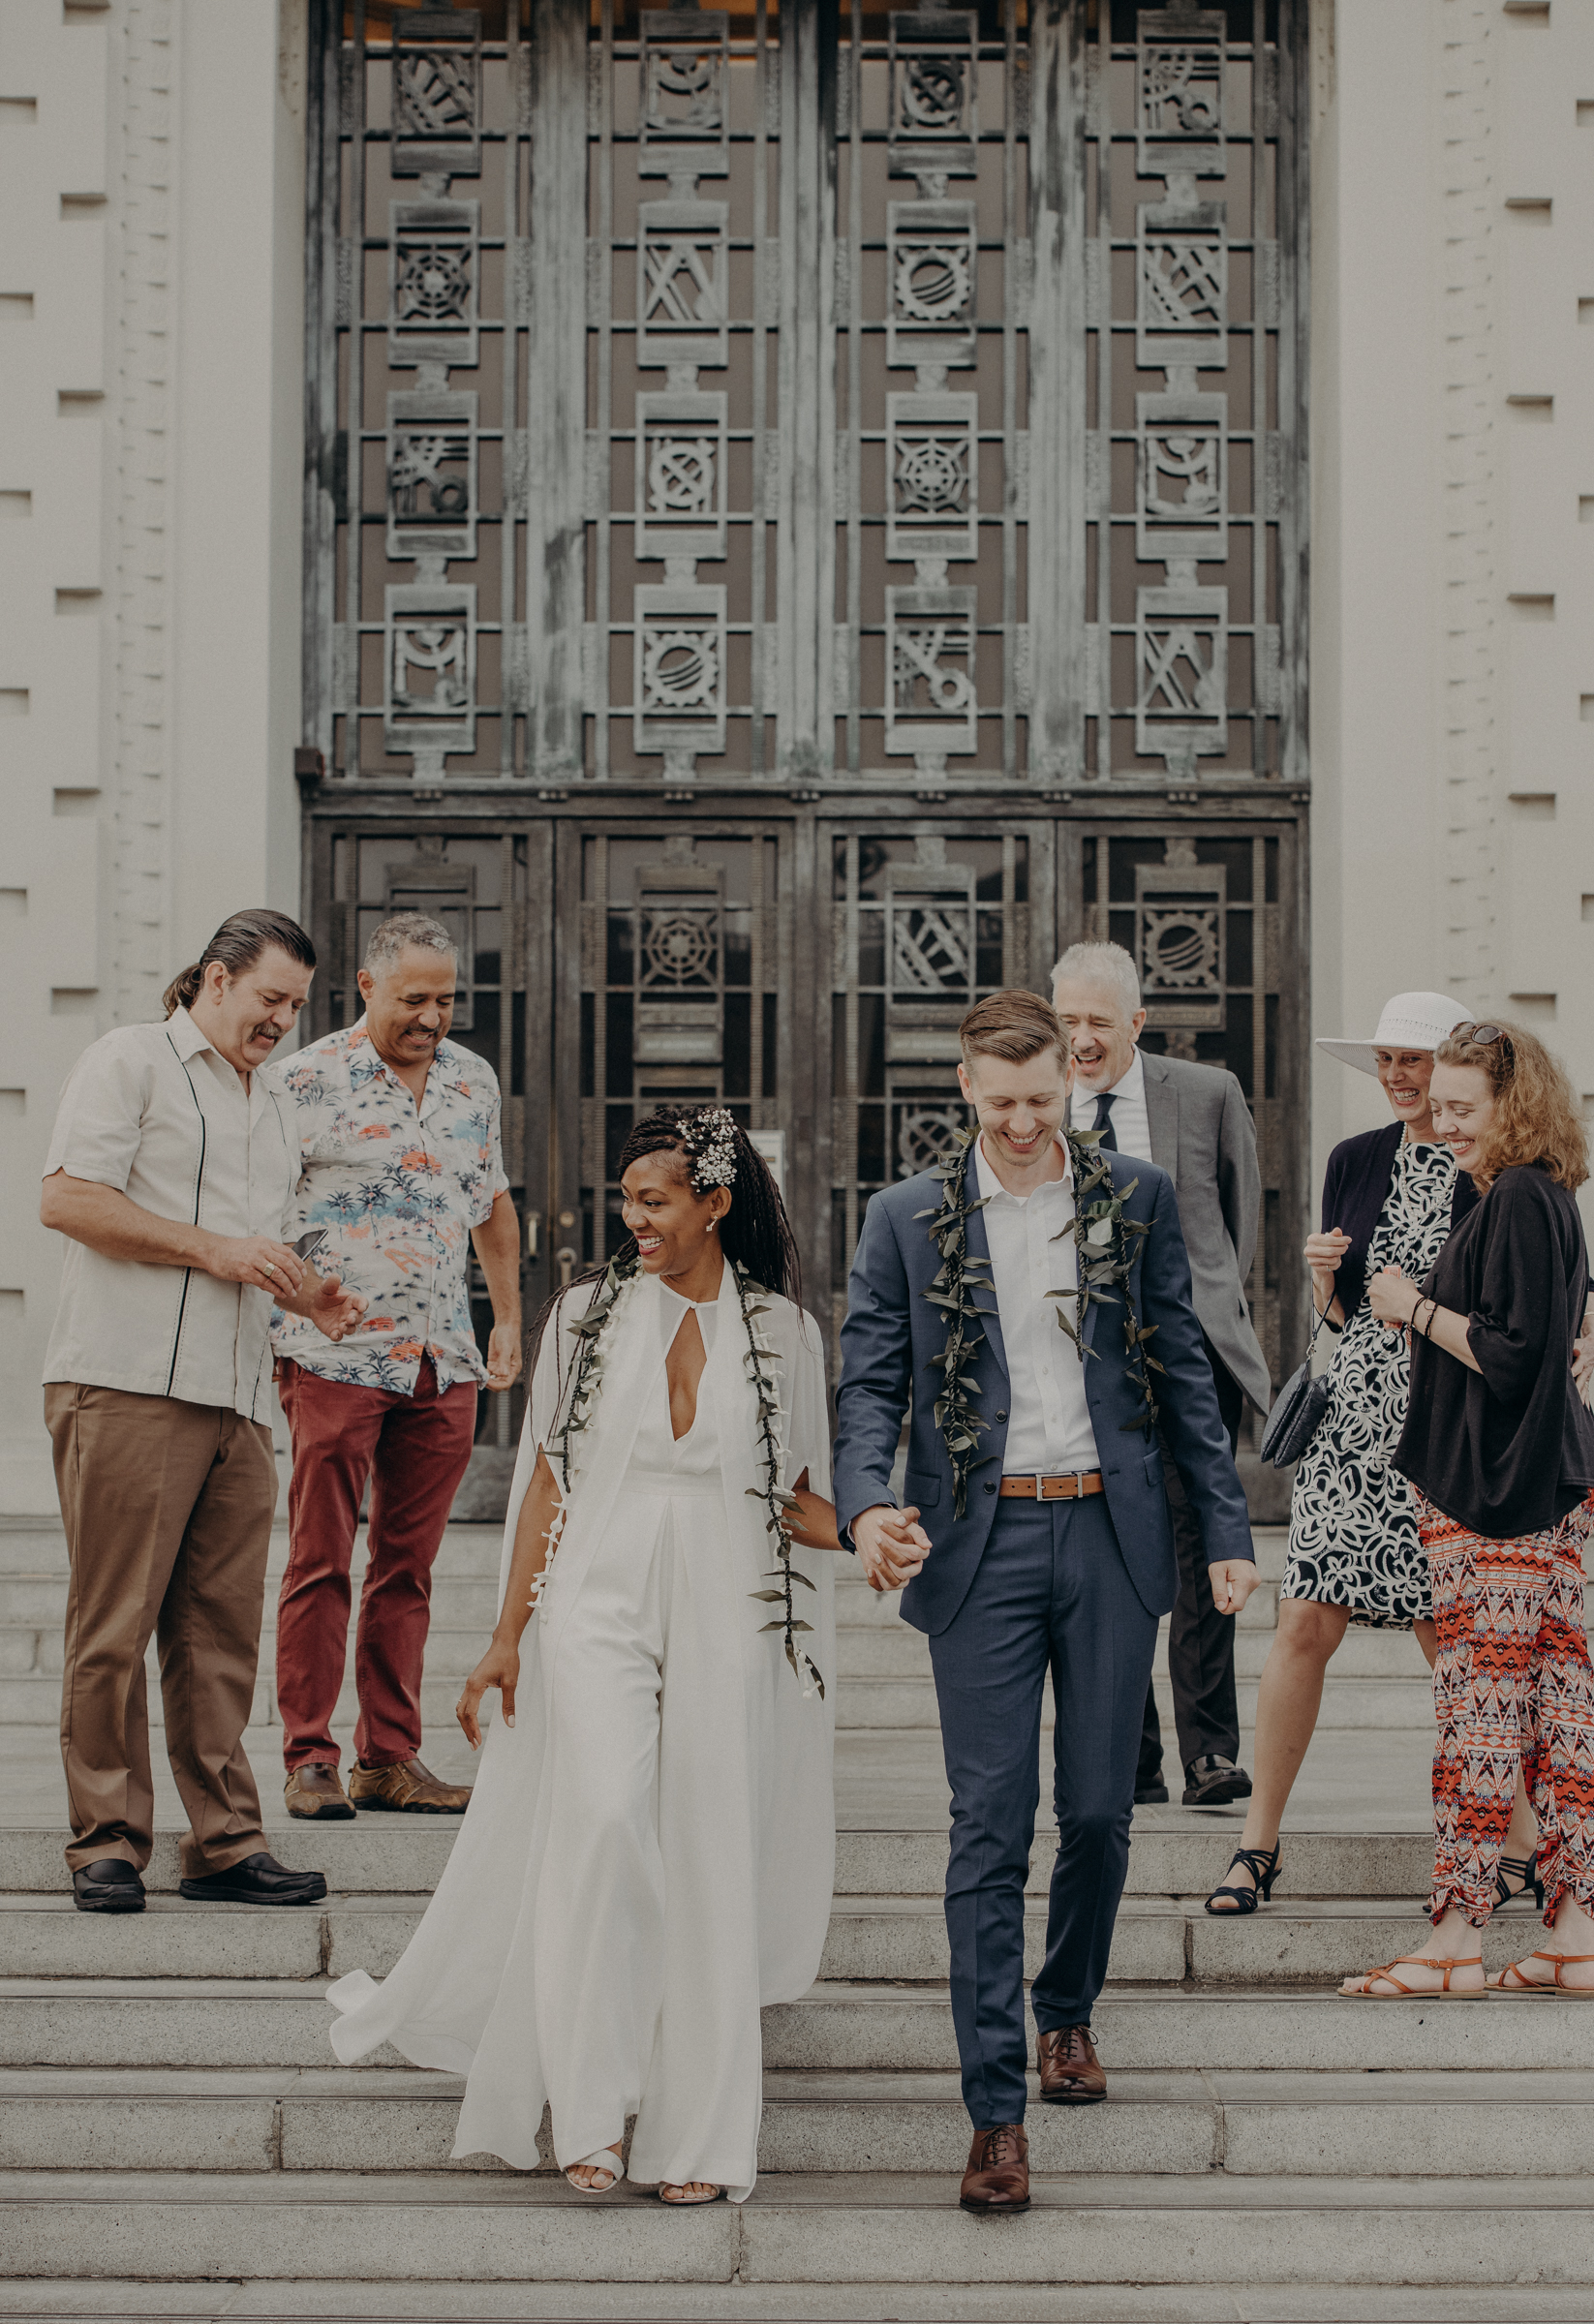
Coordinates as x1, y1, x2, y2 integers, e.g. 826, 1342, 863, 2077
529, 1107, 802, 1373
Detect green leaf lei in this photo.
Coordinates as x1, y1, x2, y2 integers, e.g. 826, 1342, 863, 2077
916, 1121, 1165, 1515
546, 1250, 824, 1698
735, 1263, 825, 1701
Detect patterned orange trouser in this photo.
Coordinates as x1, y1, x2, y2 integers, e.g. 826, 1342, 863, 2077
1420, 1494, 1594, 1930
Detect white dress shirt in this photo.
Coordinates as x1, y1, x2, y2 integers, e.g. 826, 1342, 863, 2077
973, 1133, 1101, 1475
1070, 1043, 1151, 1165
42, 1007, 299, 1422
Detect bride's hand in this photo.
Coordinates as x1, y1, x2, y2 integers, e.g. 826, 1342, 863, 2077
456, 1635, 520, 1750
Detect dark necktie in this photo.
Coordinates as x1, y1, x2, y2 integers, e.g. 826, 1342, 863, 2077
1091, 1091, 1119, 1151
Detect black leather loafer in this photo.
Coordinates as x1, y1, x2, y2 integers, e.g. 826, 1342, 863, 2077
178, 1850, 327, 1907
72, 1858, 146, 1913
1133, 1779, 1170, 1805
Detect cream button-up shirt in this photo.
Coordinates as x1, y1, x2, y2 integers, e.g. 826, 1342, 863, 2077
41, 1007, 299, 1422
973, 1131, 1102, 1476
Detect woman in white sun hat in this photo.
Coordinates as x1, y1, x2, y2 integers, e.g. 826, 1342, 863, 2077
1206, 991, 1487, 1915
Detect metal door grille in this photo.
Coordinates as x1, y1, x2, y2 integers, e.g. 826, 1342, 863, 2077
303, 4, 534, 784
302, 2, 1312, 1418
572, 824, 789, 1264
1075, 817, 1299, 1384
1078, 0, 1303, 783
834, 4, 1032, 779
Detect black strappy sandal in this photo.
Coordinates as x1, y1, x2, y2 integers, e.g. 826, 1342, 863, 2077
1494, 1850, 1544, 1911
1204, 1842, 1282, 1916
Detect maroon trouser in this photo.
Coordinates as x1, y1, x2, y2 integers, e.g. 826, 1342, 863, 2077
275, 1356, 477, 1771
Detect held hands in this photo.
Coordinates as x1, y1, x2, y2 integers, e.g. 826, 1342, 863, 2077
455, 1634, 520, 1750
1209, 1558, 1261, 1617
1366, 1265, 1421, 1333
484, 1320, 523, 1391
853, 1503, 933, 1593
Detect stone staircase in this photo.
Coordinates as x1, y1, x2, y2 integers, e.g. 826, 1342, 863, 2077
1, 1514, 1589, 2322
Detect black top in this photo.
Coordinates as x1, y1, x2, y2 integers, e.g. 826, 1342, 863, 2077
1320, 1121, 1480, 1323
1394, 1165, 1594, 1541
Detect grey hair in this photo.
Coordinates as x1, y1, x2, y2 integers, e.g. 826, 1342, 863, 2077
363, 913, 458, 977
1051, 940, 1142, 1020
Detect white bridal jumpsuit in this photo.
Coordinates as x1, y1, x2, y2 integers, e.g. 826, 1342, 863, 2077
326, 1263, 836, 2202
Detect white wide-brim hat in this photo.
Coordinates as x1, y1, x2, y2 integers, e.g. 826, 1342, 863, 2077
1315, 991, 1468, 1078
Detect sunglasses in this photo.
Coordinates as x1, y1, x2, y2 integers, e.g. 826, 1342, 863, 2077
1450, 1020, 1514, 1055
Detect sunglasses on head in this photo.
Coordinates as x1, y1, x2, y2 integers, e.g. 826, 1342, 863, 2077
1451, 1020, 1513, 1055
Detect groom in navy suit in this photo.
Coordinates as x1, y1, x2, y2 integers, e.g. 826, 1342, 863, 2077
834, 990, 1258, 2215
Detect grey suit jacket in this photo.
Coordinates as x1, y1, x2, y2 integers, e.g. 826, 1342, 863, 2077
1137, 1050, 1272, 1413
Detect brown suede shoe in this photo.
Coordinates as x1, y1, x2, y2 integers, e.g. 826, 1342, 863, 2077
348, 1755, 472, 1814
1037, 2023, 1106, 2104
284, 1763, 354, 1819
959, 2123, 1029, 2215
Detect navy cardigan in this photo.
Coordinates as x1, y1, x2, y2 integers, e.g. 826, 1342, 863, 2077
1319, 1122, 1479, 1324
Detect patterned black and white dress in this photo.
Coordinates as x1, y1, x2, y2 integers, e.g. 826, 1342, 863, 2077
1282, 1139, 1459, 1629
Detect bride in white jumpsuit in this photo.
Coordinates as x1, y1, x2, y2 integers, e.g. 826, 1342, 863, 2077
325, 1107, 838, 2205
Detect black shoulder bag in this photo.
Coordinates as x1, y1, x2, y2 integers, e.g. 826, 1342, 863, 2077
1259, 1302, 1333, 1470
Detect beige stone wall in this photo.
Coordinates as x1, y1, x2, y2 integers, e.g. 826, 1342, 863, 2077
0, 0, 306, 1512
1310, 0, 1594, 1242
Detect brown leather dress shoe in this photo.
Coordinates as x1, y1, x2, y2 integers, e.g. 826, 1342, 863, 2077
348, 1755, 472, 1814
1037, 2023, 1106, 2104
959, 2123, 1029, 2215
284, 1763, 354, 1819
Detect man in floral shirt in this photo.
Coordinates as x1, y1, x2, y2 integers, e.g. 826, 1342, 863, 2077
266, 914, 522, 1817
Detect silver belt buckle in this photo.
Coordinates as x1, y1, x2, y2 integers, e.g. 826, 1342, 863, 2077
1074, 1468, 1088, 1499
1033, 1471, 1046, 1502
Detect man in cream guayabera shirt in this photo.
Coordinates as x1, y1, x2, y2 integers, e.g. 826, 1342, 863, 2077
40, 910, 365, 1916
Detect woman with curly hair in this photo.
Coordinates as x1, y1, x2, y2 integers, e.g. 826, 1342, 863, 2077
325, 1109, 840, 2199
1339, 1022, 1594, 1998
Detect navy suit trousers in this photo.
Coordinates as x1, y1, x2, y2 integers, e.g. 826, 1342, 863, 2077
927, 1493, 1157, 2128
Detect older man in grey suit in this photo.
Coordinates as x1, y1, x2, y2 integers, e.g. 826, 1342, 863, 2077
1053, 942, 1271, 1807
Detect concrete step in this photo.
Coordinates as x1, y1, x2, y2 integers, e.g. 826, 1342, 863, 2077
813, 1675, 1436, 1734
0, 2286, 1586, 2324
0, 1890, 1463, 1989
6, 1978, 1580, 2076
6, 1596, 1411, 1691
5, 2167, 1594, 2287
0, 1666, 1419, 1732
0, 1823, 1442, 1901
0, 2063, 1589, 2181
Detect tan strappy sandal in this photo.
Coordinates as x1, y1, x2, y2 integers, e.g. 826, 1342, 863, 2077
1490, 1950, 1594, 1997
659, 2180, 726, 2205
1337, 1954, 1487, 1999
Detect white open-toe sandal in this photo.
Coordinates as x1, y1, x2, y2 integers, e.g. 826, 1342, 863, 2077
564, 2143, 626, 2193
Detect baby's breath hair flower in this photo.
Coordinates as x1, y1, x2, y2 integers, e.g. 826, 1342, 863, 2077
675, 1106, 739, 1194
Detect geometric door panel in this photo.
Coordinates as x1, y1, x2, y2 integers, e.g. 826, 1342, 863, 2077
301, 2, 1311, 1445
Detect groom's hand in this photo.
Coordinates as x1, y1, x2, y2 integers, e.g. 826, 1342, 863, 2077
853, 1504, 932, 1593
1208, 1558, 1261, 1617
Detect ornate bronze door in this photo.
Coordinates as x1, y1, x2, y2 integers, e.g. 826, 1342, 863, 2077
300, 0, 1310, 1435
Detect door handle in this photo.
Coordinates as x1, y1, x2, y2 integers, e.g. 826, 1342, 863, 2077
526, 1213, 540, 1261
556, 1245, 577, 1288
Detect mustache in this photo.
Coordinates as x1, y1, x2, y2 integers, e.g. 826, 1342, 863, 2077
247, 1023, 285, 1047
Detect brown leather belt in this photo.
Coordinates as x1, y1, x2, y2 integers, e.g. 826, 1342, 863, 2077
997, 1471, 1105, 1500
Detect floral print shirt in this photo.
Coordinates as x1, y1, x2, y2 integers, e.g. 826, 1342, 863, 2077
266, 1021, 509, 1392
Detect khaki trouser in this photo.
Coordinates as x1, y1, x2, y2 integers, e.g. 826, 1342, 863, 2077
46, 1383, 277, 1879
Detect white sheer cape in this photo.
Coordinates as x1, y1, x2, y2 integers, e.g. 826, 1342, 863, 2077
325, 1264, 837, 2171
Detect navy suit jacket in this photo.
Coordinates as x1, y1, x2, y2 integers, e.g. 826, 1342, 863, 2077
832, 1142, 1256, 1636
